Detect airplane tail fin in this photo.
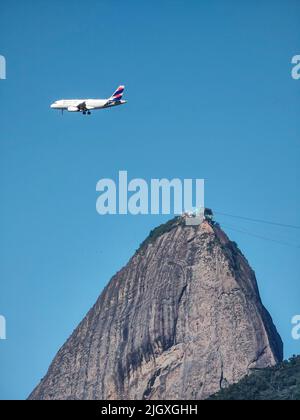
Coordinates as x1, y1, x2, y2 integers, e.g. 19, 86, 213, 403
109, 85, 125, 102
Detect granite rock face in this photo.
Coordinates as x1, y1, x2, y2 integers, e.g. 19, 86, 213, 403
29, 218, 283, 400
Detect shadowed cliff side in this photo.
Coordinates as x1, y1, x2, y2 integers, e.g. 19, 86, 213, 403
29, 216, 283, 400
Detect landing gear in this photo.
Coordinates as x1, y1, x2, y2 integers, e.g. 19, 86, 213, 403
83, 111, 86, 115
87, 111, 91, 115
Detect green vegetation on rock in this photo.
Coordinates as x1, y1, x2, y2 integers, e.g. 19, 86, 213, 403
209, 356, 300, 400
139, 217, 181, 250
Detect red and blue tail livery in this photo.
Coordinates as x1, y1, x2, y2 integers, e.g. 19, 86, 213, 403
110, 85, 125, 102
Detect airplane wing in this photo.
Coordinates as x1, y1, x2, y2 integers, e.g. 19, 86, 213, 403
67, 101, 88, 112
76, 101, 87, 111
76, 101, 95, 111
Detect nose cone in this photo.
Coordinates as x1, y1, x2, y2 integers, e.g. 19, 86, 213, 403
50, 103, 57, 109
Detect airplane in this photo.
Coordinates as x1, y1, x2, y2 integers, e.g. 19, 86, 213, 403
50, 85, 126, 115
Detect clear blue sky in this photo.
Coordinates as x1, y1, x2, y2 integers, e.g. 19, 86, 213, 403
0, 0, 299, 400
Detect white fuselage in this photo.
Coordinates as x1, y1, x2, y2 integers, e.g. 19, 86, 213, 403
50, 98, 126, 111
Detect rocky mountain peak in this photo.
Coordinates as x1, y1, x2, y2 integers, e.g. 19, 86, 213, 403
29, 214, 283, 400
